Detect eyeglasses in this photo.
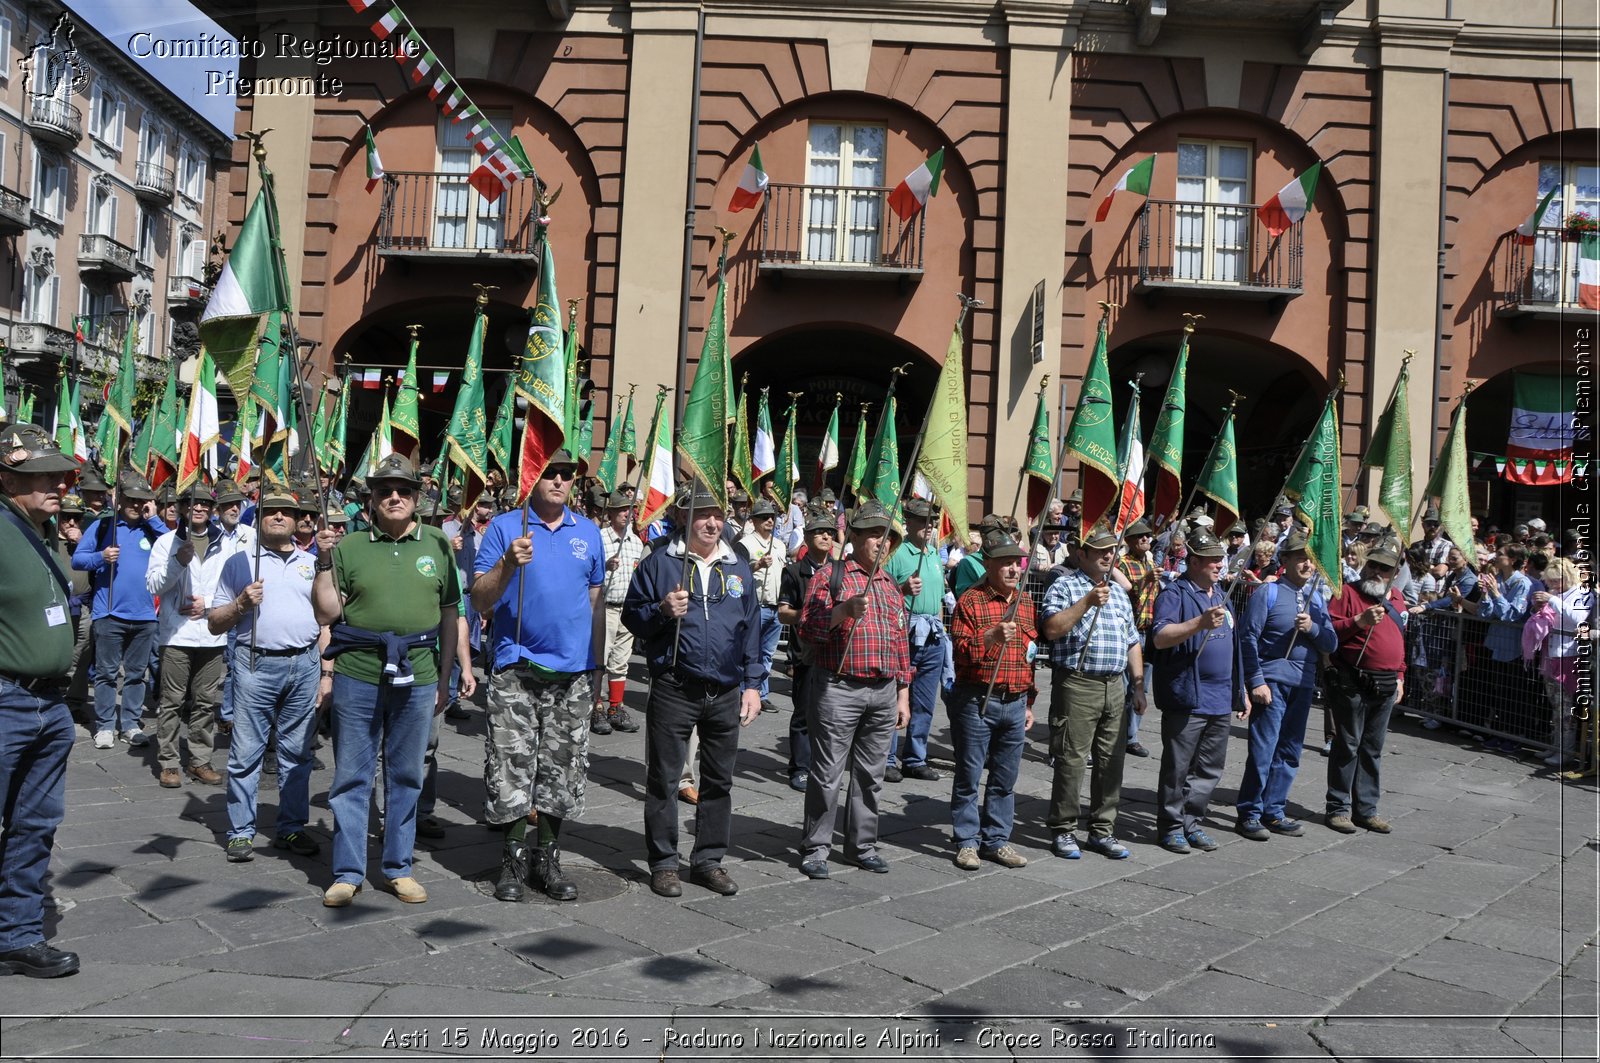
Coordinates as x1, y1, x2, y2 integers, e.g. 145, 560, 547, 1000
375, 485, 416, 498
1366, 562, 1396, 575
542, 467, 577, 482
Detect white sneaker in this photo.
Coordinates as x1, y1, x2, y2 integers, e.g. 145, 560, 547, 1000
93, 730, 115, 749
123, 728, 149, 747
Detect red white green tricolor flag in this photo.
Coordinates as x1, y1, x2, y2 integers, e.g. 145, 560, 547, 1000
729, 144, 768, 213
364, 124, 384, 192
1514, 188, 1557, 246
887, 147, 945, 222
814, 395, 841, 493
1095, 155, 1155, 223
637, 389, 675, 527
178, 349, 220, 493
1506, 372, 1575, 486
1580, 233, 1600, 309
1258, 162, 1321, 238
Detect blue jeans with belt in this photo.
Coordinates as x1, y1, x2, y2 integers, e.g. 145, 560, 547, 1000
327, 673, 436, 884
91, 617, 156, 734
0, 677, 74, 950
225, 646, 320, 841
894, 635, 944, 769
947, 686, 1027, 851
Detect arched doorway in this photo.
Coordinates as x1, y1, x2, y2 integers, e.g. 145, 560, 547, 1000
1110, 332, 1326, 523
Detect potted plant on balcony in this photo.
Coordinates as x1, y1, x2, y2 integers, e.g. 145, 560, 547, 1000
1563, 210, 1598, 242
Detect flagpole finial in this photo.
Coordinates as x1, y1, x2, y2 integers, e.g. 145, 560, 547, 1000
740, 371, 749, 387
628, 382, 638, 395
241, 129, 271, 163
1131, 371, 1145, 390
835, 391, 843, 405
1038, 374, 1050, 393
787, 390, 804, 404
1096, 299, 1118, 317
715, 226, 736, 246
892, 362, 913, 379
1462, 378, 1480, 397
471, 283, 498, 307
1225, 389, 1245, 410
405, 323, 423, 338
567, 298, 578, 317
1402, 348, 1416, 363
657, 383, 671, 396
1182, 312, 1204, 333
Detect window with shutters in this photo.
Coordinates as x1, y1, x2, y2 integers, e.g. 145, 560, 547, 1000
88, 180, 117, 238
1529, 160, 1600, 306
89, 78, 125, 149
31, 151, 66, 222
1174, 140, 1251, 284
25, 262, 58, 326
136, 206, 156, 263
433, 112, 512, 250
178, 145, 204, 200
803, 122, 886, 265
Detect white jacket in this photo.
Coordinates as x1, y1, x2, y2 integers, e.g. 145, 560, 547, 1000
146, 522, 243, 648
737, 530, 786, 607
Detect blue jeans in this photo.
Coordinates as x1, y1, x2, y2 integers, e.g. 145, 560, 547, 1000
947, 686, 1027, 851
894, 636, 944, 768
756, 607, 782, 699
226, 646, 320, 841
0, 678, 75, 950
327, 674, 436, 884
221, 629, 237, 723
91, 617, 157, 734
1236, 679, 1313, 822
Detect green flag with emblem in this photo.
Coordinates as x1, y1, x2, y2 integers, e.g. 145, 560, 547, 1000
676, 250, 730, 508
1063, 311, 1120, 537
391, 331, 421, 454
595, 394, 625, 493
845, 404, 870, 499
774, 393, 800, 511
487, 378, 516, 480
619, 388, 637, 459
1423, 388, 1473, 560
1146, 326, 1190, 530
864, 393, 901, 511
1282, 391, 1342, 591
731, 376, 755, 498
1361, 356, 1414, 545
1021, 379, 1054, 522
1196, 404, 1240, 534
445, 302, 490, 516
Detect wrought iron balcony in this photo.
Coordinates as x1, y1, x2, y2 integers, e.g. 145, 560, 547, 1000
167, 273, 211, 311
756, 182, 924, 282
78, 232, 138, 280
27, 96, 82, 147
134, 161, 175, 202
375, 171, 540, 261
1493, 226, 1600, 319
1134, 199, 1303, 306
0, 186, 29, 236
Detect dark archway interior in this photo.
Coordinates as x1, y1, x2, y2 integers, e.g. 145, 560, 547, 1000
1464, 363, 1584, 531
1109, 331, 1325, 523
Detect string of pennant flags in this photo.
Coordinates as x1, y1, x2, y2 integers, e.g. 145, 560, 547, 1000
347, 0, 535, 203
1471, 451, 1587, 485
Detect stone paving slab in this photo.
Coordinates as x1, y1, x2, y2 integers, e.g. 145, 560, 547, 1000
1329, 969, 1519, 1024
1313, 1021, 1538, 1058
697, 924, 875, 983
1300, 897, 1459, 954
329, 938, 556, 991
1208, 932, 1397, 1000
800, 901, 943, 954
1395, 937, 1564, 1001
1120, 969, 1331, 1018
1095, 913, 1261, 969
1032, 940, 1185, 999
977, 898, 1121, 949
866, 924, 1047, 993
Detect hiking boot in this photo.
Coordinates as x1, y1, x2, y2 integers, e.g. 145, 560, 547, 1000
272, 831, 320, 857
589, 708, 612, 735
953, 847, 980, 870
158, 768, 182, 788
607, 705, 639, 733
981, 845, 1028, 868
494, 840, 529, 902
386, 876, 428, 904
322, 882, 361, 907
225, 837, 254, 862
531, 843, 578, 901
186, 763, 223, 786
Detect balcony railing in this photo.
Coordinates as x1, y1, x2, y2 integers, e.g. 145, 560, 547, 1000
1135, 199, 1303, 303
376, 171, 541, 260
1494, 226, 1600, 318
5, 322, 73, 359
0, 186, 29, 235
167, 273, 211, 310
134, 160, 175, 201
27, 96, 82, 146
757, 182, 925, 280
78, 232, 138, 279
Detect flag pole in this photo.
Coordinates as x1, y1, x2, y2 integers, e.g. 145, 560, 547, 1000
1147, 313, 1202, 533
1008, 373, 1050, 538
845, 402, 870, 504
1177, 389, 1244, 527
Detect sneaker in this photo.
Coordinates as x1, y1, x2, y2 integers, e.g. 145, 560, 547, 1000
589, 708, 613, 735
1051, 832, 1082, 860
122, 728, 148, 747
1263, 817, 1305, 837
799, 860, 830, 880
760, 699, 778, 714
1125, 742, 1150, 758
225, 837, 255, 863
415, 816, 446, 839
272, 831, 320, 857
1236, 817, 1271, 841
607, 706, 640, 733
1326, 813, 1359, 834
1159, 831, 1192, 854
494, 841, 529, 902
788, 771, 809, 793
901, 764, 941, 781
1420, 717, 1442, 731
386, 876, 428, 904
1186, 830, 1220, 852
981, 845, 1028, 868
689, 865, 739, 896
1082, 835, 1131, 860
322, 882, 361, 907
92, 731, 114, 750
953, 847, 980, 870
158, 768, 182, 788
0, 941, 80, 979
1353, 815, 1392, 834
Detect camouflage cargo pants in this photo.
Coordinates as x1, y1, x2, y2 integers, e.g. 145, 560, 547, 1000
483, 668, 592, 824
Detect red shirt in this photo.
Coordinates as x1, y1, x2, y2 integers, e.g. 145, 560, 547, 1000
951, 581, 1039, 696
799, 559, 913, 684
1328, 583, 1407, 673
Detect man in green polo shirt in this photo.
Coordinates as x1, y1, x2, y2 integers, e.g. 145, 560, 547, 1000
882, 497, 948, 782
312, 452, 471, 908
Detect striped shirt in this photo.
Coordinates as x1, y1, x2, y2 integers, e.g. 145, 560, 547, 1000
600, 525, 646, 605
1040, 568, 1140, 677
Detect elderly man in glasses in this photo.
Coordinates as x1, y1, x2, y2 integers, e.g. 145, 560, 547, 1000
1322, 531, 1408, 836
471, 450, 606, 903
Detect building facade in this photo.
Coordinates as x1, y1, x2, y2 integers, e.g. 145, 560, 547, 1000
199, 0, 1596, 526
0, 1, 229, 423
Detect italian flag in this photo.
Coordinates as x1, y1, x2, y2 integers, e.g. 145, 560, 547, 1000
441, 90, 462, 117
179, 350, 220, 493
411, 51, 436, 85
728, 144, 769, 213
1113, 389, 1145, 534
469, 150, 517, 203
751, 389, 775, 480
1258, 162, 1322, 238
1506, 373, 1576, 483
364, 124, 384, 192
814, 399, 840, 492
358, 366, 382, 389
371, 393, 395, 474
52, 378, 86, 463
430, 371, 451, 393
1515, 188, 1556, 245
888, 148, 945, 222
428, 74, 450, 101
372, 9, 403, 38
637, 403, 675, 528
1094, 155, 1155, 223
1580, 233, 1600, 309
347, 0, 380, 10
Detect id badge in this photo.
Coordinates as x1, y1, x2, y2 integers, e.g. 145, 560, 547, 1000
45, 605, 67, 627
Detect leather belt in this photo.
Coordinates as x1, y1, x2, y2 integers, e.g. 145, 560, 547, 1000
0, 671, 65, 694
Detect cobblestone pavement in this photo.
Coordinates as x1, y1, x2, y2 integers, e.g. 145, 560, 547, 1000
4, 666, 1596, 1062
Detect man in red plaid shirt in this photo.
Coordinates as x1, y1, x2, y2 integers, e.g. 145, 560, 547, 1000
796, 501, 911, 879
948, 531, 1037, 870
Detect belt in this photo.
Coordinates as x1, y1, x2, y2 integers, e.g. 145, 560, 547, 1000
1064, 670, 1123, 682
826, 673, 895, 688
0, 671, 65, 694
658, 671, 735, 699
253, 644, 317, 658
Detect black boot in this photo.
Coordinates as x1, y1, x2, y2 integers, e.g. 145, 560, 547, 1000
494, 840, 529, 902
530, 843, 578, 901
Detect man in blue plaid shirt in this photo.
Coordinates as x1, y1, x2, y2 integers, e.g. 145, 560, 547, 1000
1039, 521, 1146, 862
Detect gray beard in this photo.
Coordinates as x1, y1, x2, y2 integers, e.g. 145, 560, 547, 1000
1358, 577, 1392, 599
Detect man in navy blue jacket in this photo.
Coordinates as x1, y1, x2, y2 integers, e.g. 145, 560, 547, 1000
1150, 527, 1247, 854
623, 480, 763, 899
1234, 530, 1337, 840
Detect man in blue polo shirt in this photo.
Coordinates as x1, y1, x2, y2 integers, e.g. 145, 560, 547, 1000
471, 450, 605, 903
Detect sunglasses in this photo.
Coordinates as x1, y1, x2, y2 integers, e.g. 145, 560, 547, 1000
259, 506, 298, 517
1365, 561, 1396, 575
542, 467, 577, 482
374, 485, 416, 498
